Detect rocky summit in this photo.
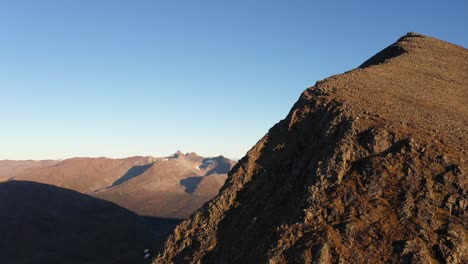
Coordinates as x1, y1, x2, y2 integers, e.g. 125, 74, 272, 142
154, 33, 468, 263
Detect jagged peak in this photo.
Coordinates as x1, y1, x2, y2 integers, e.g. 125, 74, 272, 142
167, 150, 184, 159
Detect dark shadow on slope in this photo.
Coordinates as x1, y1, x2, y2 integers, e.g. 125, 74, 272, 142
199, 156, 233, 176
143, 216, 182, 261
142, 216, 181, 240
199, 158, 215, 170
112, 163, 153, 187
180, 176, 203, 193
205, 157, 232, 176
0, 180, 171, 264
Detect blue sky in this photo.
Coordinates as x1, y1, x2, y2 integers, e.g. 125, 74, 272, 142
0, 0, 466, 160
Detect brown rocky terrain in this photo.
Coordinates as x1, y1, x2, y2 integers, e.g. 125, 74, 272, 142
0, 180, 178, 264
10, 156, 153, 192
95, 152, 235, 219
154, 33, 468, 263
0, 159, 61, 181
3, 152, 234, 219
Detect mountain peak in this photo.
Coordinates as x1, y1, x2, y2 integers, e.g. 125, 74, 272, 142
185, 152, 200, 158
398, 31, 427, 40
168, 151, 184, 159
359, 32, 432, 68
154, 33, 468, 263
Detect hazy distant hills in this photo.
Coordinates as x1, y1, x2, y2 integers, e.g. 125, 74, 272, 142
2, 151, 235, 219
0, 160, 61, 181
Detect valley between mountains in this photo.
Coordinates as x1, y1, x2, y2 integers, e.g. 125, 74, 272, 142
1, 151, 235, 219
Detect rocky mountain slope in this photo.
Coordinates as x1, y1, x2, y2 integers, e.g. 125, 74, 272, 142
0, 180, 178, 264
0, 160, 61, 181
154, 33, 467, 263
95, 152, 235, 219
3, 152, 235, 219
10, 156, 154, 192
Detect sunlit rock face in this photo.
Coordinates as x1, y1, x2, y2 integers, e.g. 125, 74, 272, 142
154, 33, 468, 263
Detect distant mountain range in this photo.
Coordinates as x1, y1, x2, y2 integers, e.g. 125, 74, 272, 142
1, 151, 236, 219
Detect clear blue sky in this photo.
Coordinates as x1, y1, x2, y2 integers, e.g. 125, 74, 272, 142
0, 0, 466, 160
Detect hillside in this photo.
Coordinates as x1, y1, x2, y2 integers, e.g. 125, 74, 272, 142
154, 33, 468, 263
0, 180, 178, 264
5, 152, 235, 219
95, 153, 235, 219
11, 156, 156, 193
0, 160, 61, 181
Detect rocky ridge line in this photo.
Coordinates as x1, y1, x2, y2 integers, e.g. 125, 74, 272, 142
154, 33, 467, 263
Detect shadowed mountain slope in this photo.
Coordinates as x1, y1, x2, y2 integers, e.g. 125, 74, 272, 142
154, 33, 468, 263
95, 153, 235, 219
5, 153, 235, 219
0, 180, 178, 264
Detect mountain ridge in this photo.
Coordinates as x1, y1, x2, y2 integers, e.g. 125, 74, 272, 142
2, 152, 236, 219
154, 33, 467, 263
